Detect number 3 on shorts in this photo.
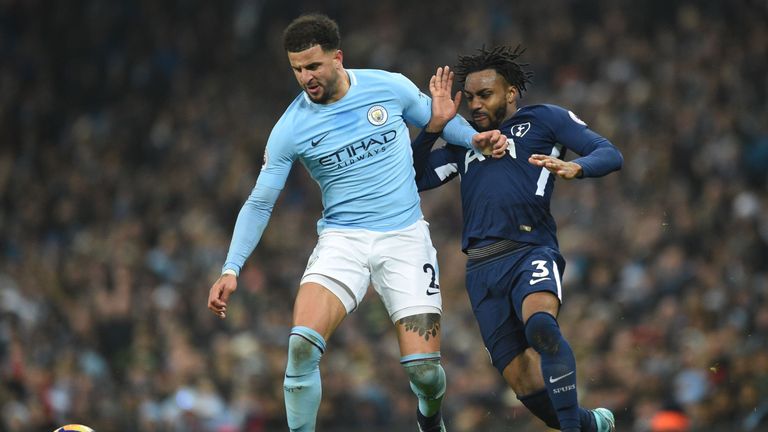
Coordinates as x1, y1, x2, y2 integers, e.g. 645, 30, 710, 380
529, 260, 552, 286
528, 259, 562, 299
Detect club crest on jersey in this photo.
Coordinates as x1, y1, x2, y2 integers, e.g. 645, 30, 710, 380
511, 122, 531, 137
367, 105, 388, 126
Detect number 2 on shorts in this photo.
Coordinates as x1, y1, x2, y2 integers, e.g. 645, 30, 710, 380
423, 263, 441, 296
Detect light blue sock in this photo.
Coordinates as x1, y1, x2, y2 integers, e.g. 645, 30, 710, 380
284, 326, 326, 432
401, 352, 446, 417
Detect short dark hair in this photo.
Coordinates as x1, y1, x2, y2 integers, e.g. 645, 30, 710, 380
283, 14, 341, 53
455, 45, 534, 94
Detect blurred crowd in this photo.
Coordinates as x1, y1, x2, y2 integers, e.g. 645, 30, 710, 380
1, 0, 767, 431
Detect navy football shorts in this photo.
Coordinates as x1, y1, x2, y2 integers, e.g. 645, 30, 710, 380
465, 245, 566, 374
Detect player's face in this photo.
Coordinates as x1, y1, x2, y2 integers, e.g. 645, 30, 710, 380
288, 45, 345, 104
463, 69, 516, 131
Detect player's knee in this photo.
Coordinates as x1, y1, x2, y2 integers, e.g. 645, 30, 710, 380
286, 327, 325, 376
402, 355, 446, 398
406, 362, 443, 389
524, 312, 562, 355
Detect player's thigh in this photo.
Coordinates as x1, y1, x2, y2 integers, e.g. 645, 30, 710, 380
521, 291, 560, 323
298, 229, 372, 339
292, 282, 348, 341
370, 219, 442, 324
512, 247, 567, 323
465, 253, 529, 374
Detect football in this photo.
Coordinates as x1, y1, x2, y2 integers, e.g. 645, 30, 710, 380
53, 425, 95, 432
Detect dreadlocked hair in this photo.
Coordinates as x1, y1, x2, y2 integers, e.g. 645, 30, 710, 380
455, 45, 534, 94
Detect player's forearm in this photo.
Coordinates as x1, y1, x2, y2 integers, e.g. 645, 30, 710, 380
416, 167, 450, 192
222, 184, 281, 275
412, 130, 441, 182
571, 138, 624, 177
440, 114, 475, 149
416, 147, 459, 192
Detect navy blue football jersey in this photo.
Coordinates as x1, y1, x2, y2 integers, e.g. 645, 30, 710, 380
413, 104, 623, 252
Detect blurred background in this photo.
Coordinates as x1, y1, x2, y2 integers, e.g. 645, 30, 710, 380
1, 0, 767, 431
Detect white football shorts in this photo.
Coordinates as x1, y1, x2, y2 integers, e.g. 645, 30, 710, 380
300, 219, 442, 322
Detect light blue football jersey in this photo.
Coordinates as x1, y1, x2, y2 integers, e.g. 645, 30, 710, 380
223, 69, 476, 274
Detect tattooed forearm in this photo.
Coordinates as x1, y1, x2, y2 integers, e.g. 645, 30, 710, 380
398, 313, 441, 341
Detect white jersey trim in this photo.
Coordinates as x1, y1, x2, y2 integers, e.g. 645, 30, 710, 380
434, 163, 459, 181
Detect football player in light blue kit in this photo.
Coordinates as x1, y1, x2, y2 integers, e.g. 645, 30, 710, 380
206, 14, 507, 432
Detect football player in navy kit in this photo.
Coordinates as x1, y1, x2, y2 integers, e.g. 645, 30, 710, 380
414, 47, 623, 432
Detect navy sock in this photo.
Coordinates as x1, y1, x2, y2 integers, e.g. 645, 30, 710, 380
518, 389, 597, 431
525, 312, 580, 431
581, 407, 597, 431
518, 389, 559, 429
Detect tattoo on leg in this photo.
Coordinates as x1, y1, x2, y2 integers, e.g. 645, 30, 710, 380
398, 313, 441, 341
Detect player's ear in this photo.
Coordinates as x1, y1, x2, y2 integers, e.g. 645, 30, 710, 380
507, 86, 518, 104
333, 49, 343, 66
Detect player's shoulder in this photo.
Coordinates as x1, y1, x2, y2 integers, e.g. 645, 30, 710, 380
517, 104, 587, 126
267, 94, 306, 140
517, 103, 568, 120
277, 93, 305, 120
351, 68, 415, 89
288, 90, 312, 110
350, 68, 404, 80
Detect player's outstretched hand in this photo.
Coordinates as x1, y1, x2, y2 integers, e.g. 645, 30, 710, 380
529, 154, 583, 179
208, 274, 237, 319
426, 66, 462, 133
472, 130, 509, 158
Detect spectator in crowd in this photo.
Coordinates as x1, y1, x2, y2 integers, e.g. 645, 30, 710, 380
650, 407, 691, 432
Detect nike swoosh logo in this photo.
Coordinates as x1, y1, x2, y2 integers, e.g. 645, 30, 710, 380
426, 289, 440, 296
549, 371, 575, 383
311, 131, 330, 147
529, 277, 551, 285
